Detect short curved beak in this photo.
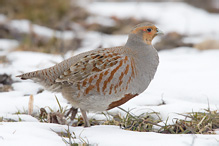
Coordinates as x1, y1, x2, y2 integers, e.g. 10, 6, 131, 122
156, 28, 164, 35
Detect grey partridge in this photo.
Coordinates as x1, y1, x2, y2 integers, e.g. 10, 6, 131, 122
17, 22, 163, 127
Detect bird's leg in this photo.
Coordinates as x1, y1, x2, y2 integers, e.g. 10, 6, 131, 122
65, 107, 78, 125
80, 108, 90, 127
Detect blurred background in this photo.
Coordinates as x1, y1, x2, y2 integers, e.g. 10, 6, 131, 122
0, 0, 219, 92
0, 0, 218, 54
0, 0, 219, 135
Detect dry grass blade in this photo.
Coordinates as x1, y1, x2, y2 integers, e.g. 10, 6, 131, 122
103, 107, 162, 132
55, 95, 64, 113
160, 109, 219, 134
11, 94, 219, 135
58, 126, 92, 146
28, 95, 34, 115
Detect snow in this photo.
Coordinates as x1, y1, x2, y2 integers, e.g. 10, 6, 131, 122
70, 126, 219, 146
0, 2, 219, 146
1, 123, 218, 146
0, 15, 6, 22
0, 39, 19, 52
88, 2, 219, 36
6, 19, 75, 40
0, 122, 65, 146
86, 16, 116, 27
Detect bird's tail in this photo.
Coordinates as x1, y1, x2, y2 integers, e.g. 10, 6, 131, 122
16, 68, 62, 92
16, 70, 40, 80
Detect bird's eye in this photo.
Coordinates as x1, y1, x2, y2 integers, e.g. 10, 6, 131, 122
147, 28, 152, 32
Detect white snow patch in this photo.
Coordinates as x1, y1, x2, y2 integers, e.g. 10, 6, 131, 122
0, 14, 6, 22
0, 122, 66, 146
86, 16, 116, 27
9, 20, 75, 40
0, 39, 19, 52
87, 2, 219, 35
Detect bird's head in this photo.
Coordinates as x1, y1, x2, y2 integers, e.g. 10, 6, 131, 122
130, 22, 164, 45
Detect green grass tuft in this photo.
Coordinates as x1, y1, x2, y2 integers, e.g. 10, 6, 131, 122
159, 109, 219, 134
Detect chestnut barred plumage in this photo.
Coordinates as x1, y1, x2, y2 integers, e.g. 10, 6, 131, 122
17, 22, 163, 127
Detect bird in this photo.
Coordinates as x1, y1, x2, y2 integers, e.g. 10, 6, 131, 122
17, 22, 163, 127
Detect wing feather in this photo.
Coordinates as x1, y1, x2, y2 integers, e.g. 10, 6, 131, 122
55, 50, 124, 84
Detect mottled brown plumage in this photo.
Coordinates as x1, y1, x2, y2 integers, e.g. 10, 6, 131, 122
17, 22, 163, 127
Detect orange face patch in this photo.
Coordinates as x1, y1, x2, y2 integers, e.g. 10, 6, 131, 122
131, 25, 158, 45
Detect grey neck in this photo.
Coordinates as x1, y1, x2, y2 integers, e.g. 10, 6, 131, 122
124, 33, 157, 62
125, 33, 144, 47
123, 33, 159, 94
125, 33, 153, 55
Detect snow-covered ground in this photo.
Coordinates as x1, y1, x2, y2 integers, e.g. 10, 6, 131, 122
0, 2, 219, 146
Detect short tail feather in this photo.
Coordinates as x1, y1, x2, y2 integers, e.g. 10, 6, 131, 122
16, 62, 70, 92
16, 71, 39, 80
16, 69, 61, 92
